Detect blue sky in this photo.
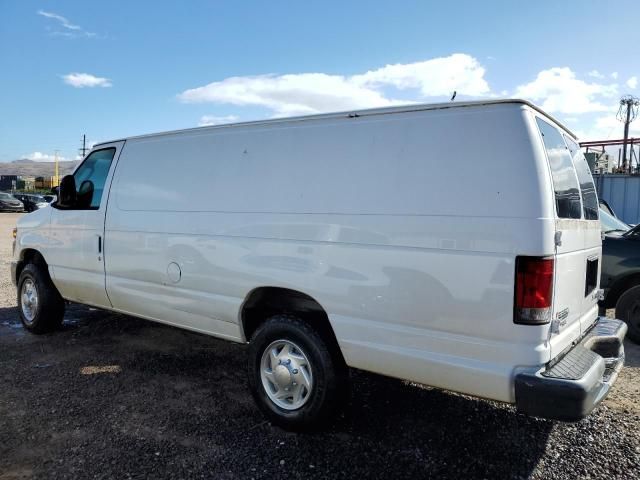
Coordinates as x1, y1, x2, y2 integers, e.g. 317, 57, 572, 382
1, 0, 639, 162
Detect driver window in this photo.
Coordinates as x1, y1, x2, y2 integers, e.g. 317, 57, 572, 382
73, 148, 116, 209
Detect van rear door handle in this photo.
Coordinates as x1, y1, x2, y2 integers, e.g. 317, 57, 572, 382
97, 235, 102, 253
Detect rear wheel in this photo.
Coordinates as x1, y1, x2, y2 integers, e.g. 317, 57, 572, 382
615, 285, 640, 343
17, 263, 65, 334
247, 314, 349, 431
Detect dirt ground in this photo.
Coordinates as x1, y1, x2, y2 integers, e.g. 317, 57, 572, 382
1, 212, 639, 479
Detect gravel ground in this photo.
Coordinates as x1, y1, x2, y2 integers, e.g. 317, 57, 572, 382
0, 212, 639, 479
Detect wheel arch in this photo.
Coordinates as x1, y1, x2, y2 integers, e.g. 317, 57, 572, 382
15, 248, 49, 284
240, 286, 345, 363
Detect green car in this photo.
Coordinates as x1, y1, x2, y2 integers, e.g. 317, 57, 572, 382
600, 207, 640, 343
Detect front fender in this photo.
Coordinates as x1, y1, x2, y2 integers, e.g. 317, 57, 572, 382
13, 207, 53, 284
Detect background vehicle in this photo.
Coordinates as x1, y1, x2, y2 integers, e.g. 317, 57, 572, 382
600, 208, 640, 342
0, 192, 24, 212
11, 100, 626, 430
13, 194, 48, 213
43, 195, 57, 203
599, 199, 616, 218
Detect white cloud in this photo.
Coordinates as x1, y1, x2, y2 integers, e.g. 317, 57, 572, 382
588, 70, 604, 79
611, 72, 619, 80
350, 54, 490, 97
574, 108, 640, 141
626, 76, 638, 89
178, 54, 490, 116
198, 115, 240, 126
37, 10, 95, 38
593, 115, 622, 138
23, 152, 67, 162
514, 67, 618, 114
62, 73, 112, 88
179, 73, 396, 116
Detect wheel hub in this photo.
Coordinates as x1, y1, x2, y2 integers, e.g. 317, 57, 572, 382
260, 339, 313, 410
20, 279, 38, 324
273, 364, 293, 387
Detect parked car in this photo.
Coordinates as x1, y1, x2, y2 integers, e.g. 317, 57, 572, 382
600, 208, 640, 342
11, 99, 627, 430
599, 199, 616, 218
0, 192, 24, 212
13, 194, 48, 213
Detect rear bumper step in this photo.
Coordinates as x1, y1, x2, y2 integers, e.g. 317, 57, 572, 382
515, 317, 627, 421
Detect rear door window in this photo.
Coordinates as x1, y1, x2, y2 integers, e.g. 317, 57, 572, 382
536, 118, 582, 219
564, 135, 599, 220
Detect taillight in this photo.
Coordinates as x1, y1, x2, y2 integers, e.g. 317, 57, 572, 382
514, 256, 554, 325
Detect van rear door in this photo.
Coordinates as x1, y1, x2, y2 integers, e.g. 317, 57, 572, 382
536, 118, 600, 358
564, 134, 601, 333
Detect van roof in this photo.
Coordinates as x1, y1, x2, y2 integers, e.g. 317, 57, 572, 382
93, 98, 576, 147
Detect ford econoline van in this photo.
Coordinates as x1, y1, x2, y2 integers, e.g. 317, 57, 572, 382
11, 100, 627, 430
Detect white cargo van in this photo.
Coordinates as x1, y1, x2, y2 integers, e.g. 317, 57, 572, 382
12, 100, 626, 430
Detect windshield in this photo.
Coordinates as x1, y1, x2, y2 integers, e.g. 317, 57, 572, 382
600, 208, 629, 233
0, 193, 15, 200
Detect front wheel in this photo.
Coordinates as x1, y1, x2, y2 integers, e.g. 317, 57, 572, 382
247, 315, 349, 431
615, 285, 640, 343
17, 263, 65, 334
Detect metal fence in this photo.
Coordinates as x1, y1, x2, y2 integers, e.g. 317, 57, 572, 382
594, 174, 640, 224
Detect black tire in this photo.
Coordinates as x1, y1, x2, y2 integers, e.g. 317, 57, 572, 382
615, 285, 640, 344
17, 263, 65, 334
247, 314, 349, 431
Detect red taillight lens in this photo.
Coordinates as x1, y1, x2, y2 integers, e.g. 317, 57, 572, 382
514, 256, 554, 325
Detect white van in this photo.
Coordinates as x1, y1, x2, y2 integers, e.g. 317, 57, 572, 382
12, 100, 627, 430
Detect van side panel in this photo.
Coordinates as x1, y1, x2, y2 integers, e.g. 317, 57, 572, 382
105, 104, 555, 403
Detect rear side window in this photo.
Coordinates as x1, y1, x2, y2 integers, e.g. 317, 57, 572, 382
536, 118, 581, 219
564, 135, 599, 220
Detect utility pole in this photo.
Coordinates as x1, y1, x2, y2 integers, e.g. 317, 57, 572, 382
618, 148, 621, 170
79, 134, 88, 158
617, 95, 640, 172
54, 150, 60, 188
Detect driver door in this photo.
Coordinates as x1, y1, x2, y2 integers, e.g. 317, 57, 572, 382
48, 142, 124, 307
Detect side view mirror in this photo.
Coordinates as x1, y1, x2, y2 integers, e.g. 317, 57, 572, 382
57, 175, 77, 209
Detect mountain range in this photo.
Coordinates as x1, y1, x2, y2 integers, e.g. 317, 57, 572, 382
0, 159, 80, 177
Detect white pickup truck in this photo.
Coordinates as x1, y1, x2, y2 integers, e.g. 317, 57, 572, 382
12, 100, 626, 430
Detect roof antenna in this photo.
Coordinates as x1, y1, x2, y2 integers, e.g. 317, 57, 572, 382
450, 91, 457, 102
